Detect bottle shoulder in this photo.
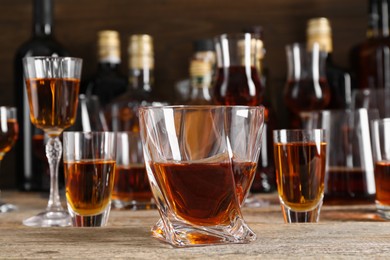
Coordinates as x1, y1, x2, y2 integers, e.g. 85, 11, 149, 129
15, 36, 68, 59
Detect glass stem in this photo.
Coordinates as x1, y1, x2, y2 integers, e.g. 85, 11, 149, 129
45, 137, 64, 211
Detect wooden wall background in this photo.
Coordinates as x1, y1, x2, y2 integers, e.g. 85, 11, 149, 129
0, 0, 366, 188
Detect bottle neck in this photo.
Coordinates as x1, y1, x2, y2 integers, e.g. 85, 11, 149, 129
33, 0, 53, 37
128, 67, 153, 93
98, 62, 121, 71
369, 0, 390, 37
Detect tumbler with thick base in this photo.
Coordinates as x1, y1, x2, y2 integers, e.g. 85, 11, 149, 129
273, 129, 326, 223
139, 105, 260, 247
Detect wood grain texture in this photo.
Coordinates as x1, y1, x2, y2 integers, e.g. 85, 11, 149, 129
0, 0, 366, 188
0, 192, 389, 258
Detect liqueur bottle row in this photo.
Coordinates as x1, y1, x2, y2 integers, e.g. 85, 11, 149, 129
13, 0, 389, 196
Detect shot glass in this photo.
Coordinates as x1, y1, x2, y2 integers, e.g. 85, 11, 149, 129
273, 129, 326, 223
139, 105, 259, 247
372, 118, 390, 220
63, 132, 116, 227
112, 132, 155, 209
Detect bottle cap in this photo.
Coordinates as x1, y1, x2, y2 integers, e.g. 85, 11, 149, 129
193, 39, 215, 52
128, 34, 154, 69
306, 17, 333, 53
97, 30, 121, 63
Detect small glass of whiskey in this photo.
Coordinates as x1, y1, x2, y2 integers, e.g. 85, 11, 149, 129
273, 129, 327, 223
372, 118, 390, 220
112, 131, 155, 210
63, 132, 117, 227
139, 105, 264, 247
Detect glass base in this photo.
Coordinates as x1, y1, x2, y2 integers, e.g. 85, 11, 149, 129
68, 203, 111, 227
23, 210, 71, 227
376, 203, 390, 220
280, 200, 323, 223
151, 217, 256, 247
112, 199, 157, 210
0, 202, 17, 213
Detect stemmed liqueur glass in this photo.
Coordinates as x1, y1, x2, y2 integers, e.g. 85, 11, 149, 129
0, 107, 19, 212
22, 56, 82, 227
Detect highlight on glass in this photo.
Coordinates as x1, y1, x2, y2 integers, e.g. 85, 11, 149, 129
22, 56, 82, 227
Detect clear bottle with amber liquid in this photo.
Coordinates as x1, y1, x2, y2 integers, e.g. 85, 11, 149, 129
213, 33, 263, 106
84, 30, 127, 107
351, 0, 390, 90
186, 59, 213, 105
106, 34, 155, 132
307, 17, 352, 109
14, 0, 68, 191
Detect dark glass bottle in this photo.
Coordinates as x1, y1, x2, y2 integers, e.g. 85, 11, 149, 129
84, 30, 127, 107
307, 17, 352, 109
14, 0, 68, 191
186, 59, 213, 105
107, 34, 155, 132
352, 0, 390, 90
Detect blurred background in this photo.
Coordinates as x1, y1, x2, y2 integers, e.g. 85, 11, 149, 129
0, 0, 365, 189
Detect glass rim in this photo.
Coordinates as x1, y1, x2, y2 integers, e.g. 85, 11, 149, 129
0, 106, 17, 111
63, 131, 116, 136
23, 56, 83, 63
138, 104, 265, 112
273, 128, 324, 134
285, 42, 328, 52
214, 32, 260, 41
273, 129, 325, 143
302, 108, 377, 114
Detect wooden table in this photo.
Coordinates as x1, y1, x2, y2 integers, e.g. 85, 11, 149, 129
0, 191, 389, 259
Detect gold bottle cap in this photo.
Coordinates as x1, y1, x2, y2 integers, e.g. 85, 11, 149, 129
97, 30, 121, 63
128, 34, 154, 69
189, 60, 212, 77
306, 17, 333, 53
189, 60, 212, 88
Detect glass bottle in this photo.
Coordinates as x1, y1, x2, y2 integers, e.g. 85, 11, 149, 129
14, 0, 68, 191
241, 27, 276, 193
186, 59, 213, 105
307, 17, 352, 109
174, 39, 215, 103
107, 34, 154, 132
283, 42, 331, 128
213, 33, 263, 105
352, 0, 390, 90
84, 30, 127, 107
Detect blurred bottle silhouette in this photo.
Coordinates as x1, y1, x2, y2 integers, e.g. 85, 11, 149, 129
67, 94, 108, 132
307, 17, 352, 109
83, 30, 127, 107
283, 42, 331, 128
351, 0, 390, 90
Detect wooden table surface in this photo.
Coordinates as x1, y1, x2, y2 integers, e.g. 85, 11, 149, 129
0, 191, 389, 259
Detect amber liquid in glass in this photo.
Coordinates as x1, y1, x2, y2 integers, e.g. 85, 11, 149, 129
26, 78, 80, 136
64, 160, 116, 215
213, 66, 263, 105
152, 161, 240, 226
274, 142, 326, 211
375, 161, 390, 205
324, 167, 375, 205
232, 161, 257, 204
0, 119, 19, 156
284, 78, 330, 115
112, 164, 153, 203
